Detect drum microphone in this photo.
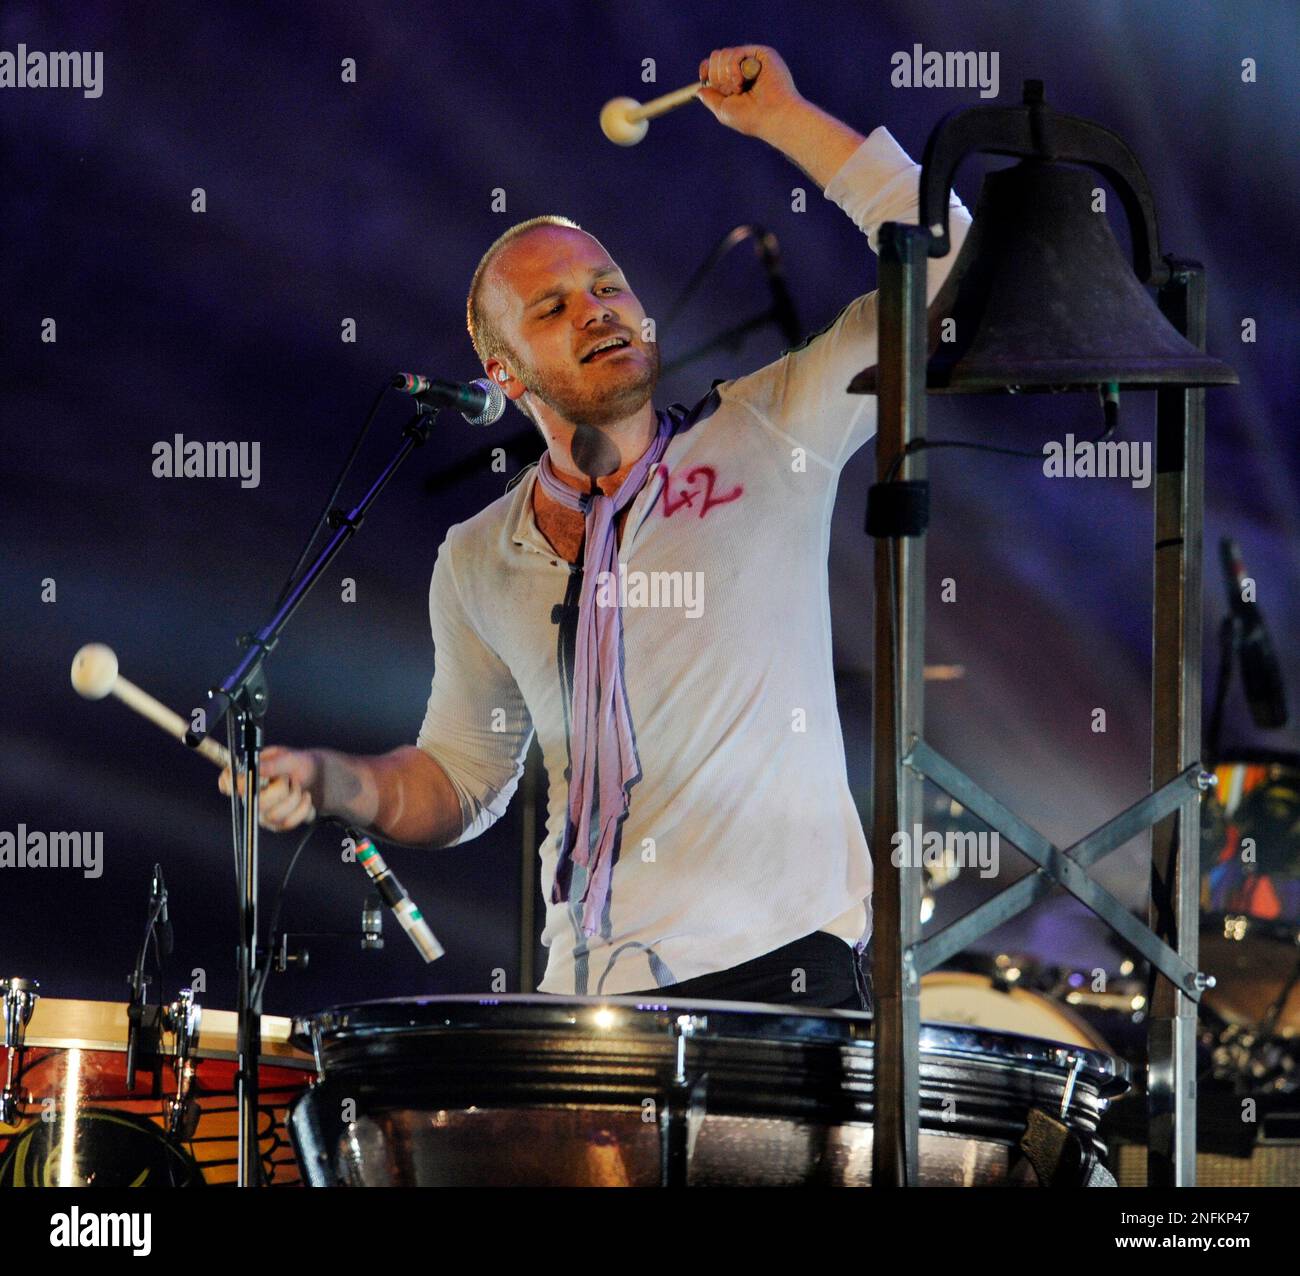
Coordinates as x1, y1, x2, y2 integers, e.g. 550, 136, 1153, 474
1220, 537, 1289, 729
347, 829, 444, 963
392, 372, 506, 426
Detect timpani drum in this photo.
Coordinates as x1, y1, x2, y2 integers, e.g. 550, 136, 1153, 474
288, 994, 1129, 1187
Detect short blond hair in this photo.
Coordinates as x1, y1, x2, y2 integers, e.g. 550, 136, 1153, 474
466, 214, 584, 370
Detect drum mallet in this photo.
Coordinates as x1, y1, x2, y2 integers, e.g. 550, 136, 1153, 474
600, 56, 762, 146
71, 643, 231, 769
72, 644, 442, 962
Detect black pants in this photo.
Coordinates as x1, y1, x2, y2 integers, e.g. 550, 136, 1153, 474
630, 931, 872, 1012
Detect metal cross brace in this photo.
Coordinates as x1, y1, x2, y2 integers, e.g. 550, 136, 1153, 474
903, 738, 1209, 996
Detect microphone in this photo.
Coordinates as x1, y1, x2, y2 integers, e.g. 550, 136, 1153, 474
1221, 537, 1289, 729
392, 373, 505, 426
150, 863, 174, 958
754, 229, 802, 349
348, 830, 444, 963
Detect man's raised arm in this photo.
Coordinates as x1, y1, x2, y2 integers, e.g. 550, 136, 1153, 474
697, 44, 972, 469
697, 46, 866, 190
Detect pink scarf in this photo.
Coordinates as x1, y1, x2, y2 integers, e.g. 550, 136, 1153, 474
536, 411, 675, 936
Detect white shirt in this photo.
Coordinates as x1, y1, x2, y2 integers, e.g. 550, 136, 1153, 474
417, 125, 972, 994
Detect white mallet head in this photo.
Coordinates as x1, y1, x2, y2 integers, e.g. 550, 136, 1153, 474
599, 97, 649, 146
71, 643, 119, 700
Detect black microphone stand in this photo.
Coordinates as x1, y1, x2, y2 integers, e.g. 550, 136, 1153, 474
186, 405, 441, 1187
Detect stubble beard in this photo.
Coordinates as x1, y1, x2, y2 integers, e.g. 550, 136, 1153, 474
517, 341, 661, 431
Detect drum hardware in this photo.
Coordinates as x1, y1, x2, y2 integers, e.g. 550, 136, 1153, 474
1019, 1105, 1116, 1187
162, 988, 202, 1140
920, 969, 1131, 1186
1058, 1054, 1086, 1117
2, 978, 40, 1126
68, 653, 440, 1180
124, 992, 162, 1095
1013, 1065, 1118, 1187
268, 897, 404, 974
273, 935, 310, 974
660, 1014, 708, 1187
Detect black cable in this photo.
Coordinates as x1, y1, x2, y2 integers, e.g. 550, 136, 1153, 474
252, 820, 320, 1004
131, 893, 167, 995
884, 436, 1042, 484
882, 384, 1123, 483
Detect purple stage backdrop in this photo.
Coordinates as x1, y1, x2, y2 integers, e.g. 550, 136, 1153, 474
2, 0, 1297, 1017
